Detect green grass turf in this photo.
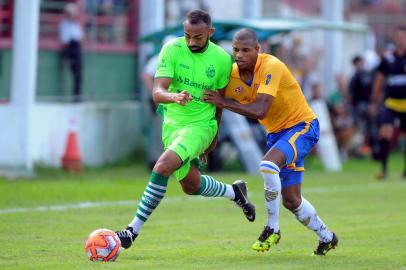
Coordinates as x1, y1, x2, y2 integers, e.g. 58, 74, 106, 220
0, 154, 405, 270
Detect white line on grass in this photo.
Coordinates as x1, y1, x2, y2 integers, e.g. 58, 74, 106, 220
0, 182, 402, 214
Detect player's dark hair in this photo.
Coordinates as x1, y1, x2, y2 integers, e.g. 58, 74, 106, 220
184, 9, 211, 27
233, 28, 258, 43
352, 55, 362, 65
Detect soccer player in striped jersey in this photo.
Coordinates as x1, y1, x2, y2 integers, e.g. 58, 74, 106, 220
204, 28, 338, 255
371, 26, 406, 180
115, 10, 255, 250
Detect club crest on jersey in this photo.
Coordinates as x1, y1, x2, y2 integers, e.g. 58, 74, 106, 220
234, 86, 244, 93
265, 74, 272, 85
206, 65, 216, 78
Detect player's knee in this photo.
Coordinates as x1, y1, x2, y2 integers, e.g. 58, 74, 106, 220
180, 181, 200, 195
283, 196, 301, 211
153, 158, 176, 176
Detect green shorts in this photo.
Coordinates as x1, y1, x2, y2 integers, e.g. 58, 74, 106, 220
162, 121, 217, 180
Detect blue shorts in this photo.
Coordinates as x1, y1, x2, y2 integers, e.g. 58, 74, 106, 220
266, 119, 320, 188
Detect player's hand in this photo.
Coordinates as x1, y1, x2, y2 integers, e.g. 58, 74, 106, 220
173, 90, 192, 105
203, 90, 224, 107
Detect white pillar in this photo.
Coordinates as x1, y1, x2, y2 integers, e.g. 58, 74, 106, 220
137, 0, 165, 155
9, 0, 40, 173
242, 0, 262, 18
138, 0, 165, 66
321, 0, 344, 96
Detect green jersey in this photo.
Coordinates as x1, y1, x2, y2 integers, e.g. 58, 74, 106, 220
155, 37, 232, 126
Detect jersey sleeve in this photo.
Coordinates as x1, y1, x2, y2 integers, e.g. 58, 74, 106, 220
155, 43, 175, 78
216, 55, 233, 89
256, 60, 284, 97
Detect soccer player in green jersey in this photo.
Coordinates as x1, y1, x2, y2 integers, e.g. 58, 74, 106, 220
115, 10, 256, 249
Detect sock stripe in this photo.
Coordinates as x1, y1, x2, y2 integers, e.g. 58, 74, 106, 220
139, 202, 153, 213
138, 206, 152, 215
136, 213, 147, 222
260, 162, 280, 173
150, 172, 169, 186
203, 176, 212, 194
136, 210, 149, 219
142, 195, 159, 207
201, 175, 208, 194
207, 176, 214, 193
148, 182, 167, 191
220, 183, 227, 196
140, 198, 155, 209
214, 183, 223, 196
131, 173, 168, 231
146, 186, 165, 197
200, 176, 226, 197
211, 177, 218, 191
207, 181, 216, 195
192, 175, 233, 199
208, 183, 218, 195
260, 169, 279, 174
144, 190, 162, 201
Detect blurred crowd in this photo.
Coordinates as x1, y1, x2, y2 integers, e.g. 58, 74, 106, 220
272, 34, 404, 163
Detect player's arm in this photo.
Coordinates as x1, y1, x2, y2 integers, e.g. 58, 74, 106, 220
370, 71, 385, 104
141, 73, 154, 93
152, 77, 192, 105
205, 59, 281, 119
203, 90, 273, 120
368, 71, 385, 116
205, 90, 224, 152
200, 90, 224, 163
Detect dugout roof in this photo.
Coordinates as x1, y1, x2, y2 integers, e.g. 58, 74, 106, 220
139, 17, 368, 44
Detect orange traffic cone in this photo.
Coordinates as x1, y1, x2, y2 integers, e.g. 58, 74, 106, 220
62, 130, 82, 172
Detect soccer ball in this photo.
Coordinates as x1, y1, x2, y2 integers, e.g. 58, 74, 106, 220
84, 228, 122, 262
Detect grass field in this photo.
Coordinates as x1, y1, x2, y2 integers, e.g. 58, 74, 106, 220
1, 154, 405, 270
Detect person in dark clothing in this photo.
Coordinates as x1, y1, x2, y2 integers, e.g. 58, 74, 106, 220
59, 3, 83, 102
371, 26, 406, 179
348, 55, 374, 155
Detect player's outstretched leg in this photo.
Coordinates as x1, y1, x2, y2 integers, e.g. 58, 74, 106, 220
376, 138, 390, 180
192, 175, 255, 222
292, 197, 338, 255
116, 172, 169, 249
252, 160, 281, 252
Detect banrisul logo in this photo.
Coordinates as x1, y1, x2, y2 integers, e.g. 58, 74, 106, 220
206, 65, 216, 78
176, 76, 213, 90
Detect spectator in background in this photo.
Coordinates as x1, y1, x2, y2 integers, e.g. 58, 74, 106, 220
328, 74, 356, 160
348, 55, 374, 156
309, 81, 323, 102
371, 26, 406, 180
59, 3, 83, 102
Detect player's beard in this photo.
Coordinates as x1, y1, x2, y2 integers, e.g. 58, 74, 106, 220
188, 37, 209, 53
